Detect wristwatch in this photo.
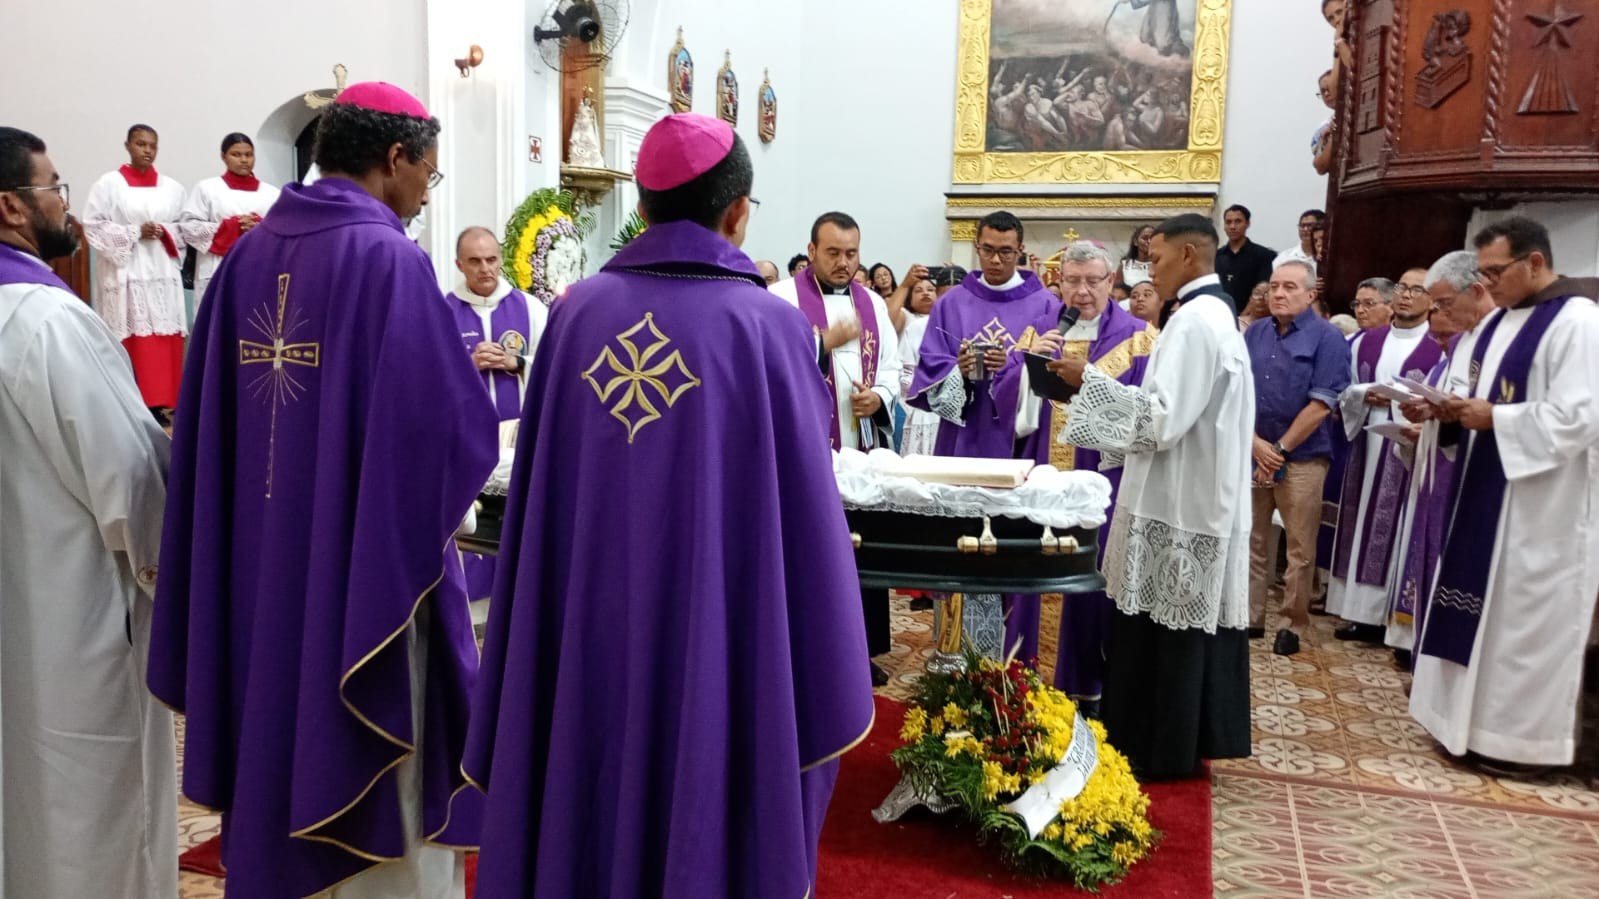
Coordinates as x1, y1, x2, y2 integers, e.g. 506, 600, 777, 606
1272, 441, 1287, 456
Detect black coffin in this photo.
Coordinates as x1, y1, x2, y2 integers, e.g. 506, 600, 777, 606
456, 494, 507, 557
844, 509, 1105, 595
459, 497, 1106, 597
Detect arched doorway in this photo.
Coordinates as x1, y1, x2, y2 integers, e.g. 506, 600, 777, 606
293, 117, 319, 183
254, 94, 323, 187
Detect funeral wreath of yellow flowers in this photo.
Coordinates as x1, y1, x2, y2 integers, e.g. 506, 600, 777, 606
501, 188, 591, 306
892, 649, 1157, 889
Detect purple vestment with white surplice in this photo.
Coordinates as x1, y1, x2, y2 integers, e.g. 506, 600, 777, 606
147, 178, 499, 897
906, 271, 1057, 459
464, 220, 875, 899
1332, 326, 1444, 587
1389, 344, 1457, 651
448, 286, 534, 422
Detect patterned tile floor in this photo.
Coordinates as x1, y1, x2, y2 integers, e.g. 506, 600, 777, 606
177, 597, 1599, 897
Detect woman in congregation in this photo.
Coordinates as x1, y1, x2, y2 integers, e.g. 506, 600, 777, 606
1119, 223, 1155, 286
868, 261, 897, 299
896, 276, 941, 456
1127, 279, 1163, 326
1238, 279, 1271, 330
83, 123, 186, 419
180, 132, 280, 310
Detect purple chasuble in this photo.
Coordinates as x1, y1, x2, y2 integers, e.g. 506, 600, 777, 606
146, 178, 499, 898
450, 287, 533, 421
1009, 301, 1153, 694
1420, 298, 1572, 666
793, 272, 881, 448
463, 220, 874, 899
1331, 327, 1444, 585
1393, 348, 1456, 630
0, 242, 73, 292
906, 271, 1057, 459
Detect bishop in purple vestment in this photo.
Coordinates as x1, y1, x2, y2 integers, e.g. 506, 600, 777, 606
147, 84, 499, 898
464, 115, 874, 899
1010, 246, 1154, 700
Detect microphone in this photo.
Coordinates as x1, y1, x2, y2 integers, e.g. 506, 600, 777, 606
1056, 305, 1081, 335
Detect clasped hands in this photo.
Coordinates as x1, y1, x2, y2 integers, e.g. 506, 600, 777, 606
1251, 436, 1284, 487
472, 341, 520, 372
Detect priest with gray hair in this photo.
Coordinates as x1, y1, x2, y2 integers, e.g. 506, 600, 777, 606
1012, 239, 1155, 711
1407, 217, 1599, 774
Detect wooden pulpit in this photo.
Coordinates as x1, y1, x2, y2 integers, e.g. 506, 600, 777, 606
1322, 0, 1598, 307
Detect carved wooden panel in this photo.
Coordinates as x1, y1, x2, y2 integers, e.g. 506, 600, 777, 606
1338, 0, 1599, 194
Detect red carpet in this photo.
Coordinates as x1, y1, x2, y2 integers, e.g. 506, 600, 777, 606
178, 835, 225, 878
815, 695, 1212, 898
259, 697, 1209, 898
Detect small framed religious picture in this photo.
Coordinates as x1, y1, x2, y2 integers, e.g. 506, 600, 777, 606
716, 51, 739, 127
667, 27, 693, 113
758, 70, 777, 143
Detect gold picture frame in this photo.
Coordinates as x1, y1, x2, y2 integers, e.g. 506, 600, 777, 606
952, 0, 1232, 185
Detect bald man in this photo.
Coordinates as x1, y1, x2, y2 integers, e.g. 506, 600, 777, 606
450, 226, 547, 423
756, 259, 780, 285
448, 226, 547, 601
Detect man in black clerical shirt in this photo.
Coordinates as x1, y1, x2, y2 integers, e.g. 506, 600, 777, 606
1215, 204, 1277, 310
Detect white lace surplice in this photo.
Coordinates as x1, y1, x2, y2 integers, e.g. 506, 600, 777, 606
81, 170, 187, 340
179, 176, 281, 305
1064, 293, 1255, 633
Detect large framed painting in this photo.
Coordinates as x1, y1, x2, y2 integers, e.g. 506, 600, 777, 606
953, 0, 1232, 184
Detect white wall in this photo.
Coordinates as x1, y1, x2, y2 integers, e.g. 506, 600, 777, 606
604, 0, 1330, 274
6, 0, 427, 195
1469, 202, 1599, 279
598, 0, 958, 274
12, 0, 1334, 283
1217, 0, 1333, 252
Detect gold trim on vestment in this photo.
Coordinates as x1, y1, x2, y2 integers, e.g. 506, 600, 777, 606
288, 542, 451, 859
1047, 330, 1155, 468
801, 706, 876, 773
423, 780, 481, 850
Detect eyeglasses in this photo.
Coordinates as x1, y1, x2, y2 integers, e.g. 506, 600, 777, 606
1398, 284, 1427, 297
749, 197, 761, 216
1351, 298, 1386, 310
1478, 255, 1528, 283
419, 157, 444, 190
1058, 273, 1111, 289
8, 183, 69, 205
974, 244, 1020, 260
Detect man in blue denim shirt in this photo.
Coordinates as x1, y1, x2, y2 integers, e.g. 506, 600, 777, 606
1244, 259, 1351, 655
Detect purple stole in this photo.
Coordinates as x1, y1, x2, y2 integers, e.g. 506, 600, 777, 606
1393, 349, 1456, 627
1332, 327, 1444, 585
794, 272, 880, 449
451, 289, 533, 421
1420, 298, 1572, 666
0, 242, 72, 292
